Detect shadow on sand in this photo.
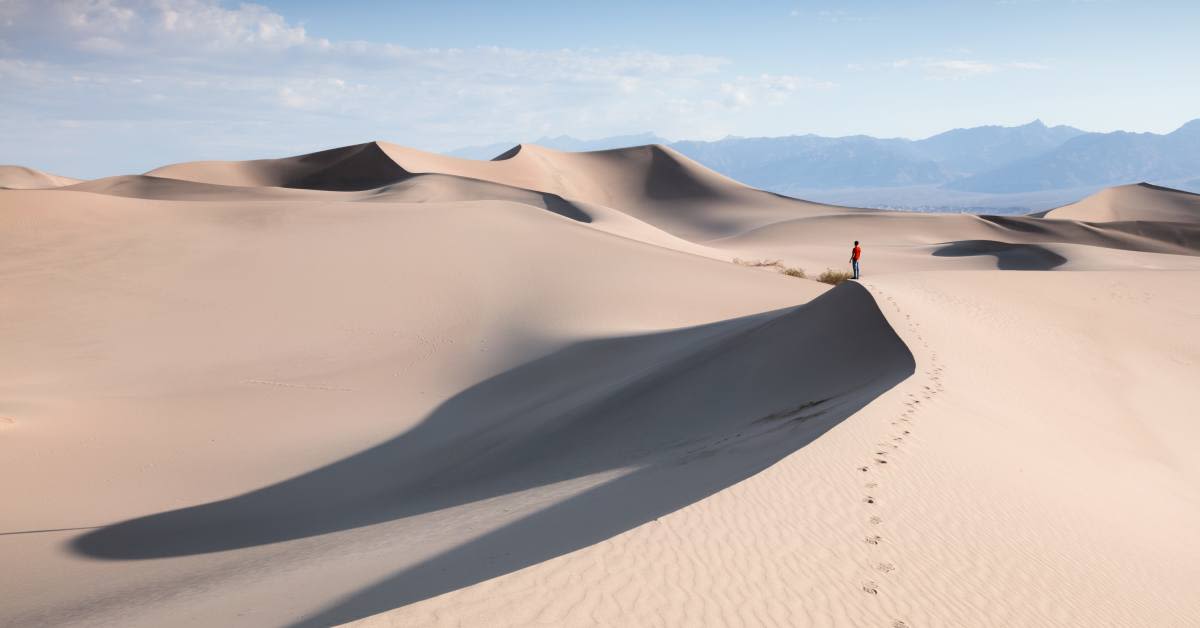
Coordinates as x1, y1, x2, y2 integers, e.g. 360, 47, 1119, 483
71, 283, 914, 625
934, 239, 1068, 270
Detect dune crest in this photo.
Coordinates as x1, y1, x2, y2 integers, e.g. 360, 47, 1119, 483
146, 142, 410, 191
3, 139, 1200, 628
377, 142, 748, 204
0, 165, 80, 189
1043, 182, 1200, 223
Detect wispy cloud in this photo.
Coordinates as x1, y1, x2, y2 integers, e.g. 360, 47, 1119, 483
854, 57, 1052, 79
1007, 61, 1051, 70
718, 73, 836, 109
0, 0, 852, 167
788, 7, 873, 22
0, 0, 774, 153
923, 59, 1051, 78
923, 59, 997, 78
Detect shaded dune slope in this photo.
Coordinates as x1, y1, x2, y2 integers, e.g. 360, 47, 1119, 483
62, 174, 338, 201
0, 179, 911, 627
380, 142, 748, 205
147, 142, 410, 191
381, 142, 864, 240
39, 171, 723, 262
134, 142, 1200, 256
6, 138, 1200, 628
713, 210, 1200, 258
142, 140, 750, 204
72, 282, 913, 626
60, 171, 591, 224
142, 141, 859, 241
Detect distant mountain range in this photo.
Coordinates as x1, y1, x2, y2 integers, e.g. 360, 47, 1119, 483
447, 120, 1200, 212
669, 120, 1089, 190
945, 119, 1200, 193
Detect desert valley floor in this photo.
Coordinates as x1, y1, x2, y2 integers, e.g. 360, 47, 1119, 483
2, 143, 1199, 627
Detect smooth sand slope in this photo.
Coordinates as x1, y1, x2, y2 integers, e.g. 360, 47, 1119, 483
2, 142, 1199, 627
1043, 182, 1200, 222
358, 270, 1200, 628
0, 165, 80, 189
148, 141, 861, 240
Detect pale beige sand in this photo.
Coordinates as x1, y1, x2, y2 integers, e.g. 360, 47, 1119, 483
355, 270, 1200, 628
2, 143, 1199, 627
0, 165, 80, 189
1043, 182, 1200, 222
148, 141, 861, 240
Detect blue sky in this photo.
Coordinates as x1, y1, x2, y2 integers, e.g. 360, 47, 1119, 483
1, 0, 1197, 177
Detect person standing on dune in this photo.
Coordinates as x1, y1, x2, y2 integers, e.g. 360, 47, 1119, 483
850, 241, 862, 280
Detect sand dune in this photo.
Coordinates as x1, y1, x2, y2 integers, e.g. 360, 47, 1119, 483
62, 174, 337, 200
147, 142, 409, 191
0, 165, 80, 189
1043, 182, 1200, 222
3, 141, 1199, 627
707, 207, 1200, 275
146, 141, 858, 240
358, 270, 1200, 628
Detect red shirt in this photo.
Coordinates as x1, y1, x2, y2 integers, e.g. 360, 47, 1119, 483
852, 245, 861, 261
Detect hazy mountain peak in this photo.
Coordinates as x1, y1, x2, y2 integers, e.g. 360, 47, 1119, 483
1172, 118, 1200, 135
445, 120, 1200, 207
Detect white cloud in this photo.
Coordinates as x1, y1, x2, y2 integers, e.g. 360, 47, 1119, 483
36, 0, 314, 54
276, 78, 359, 111
816, 9, 867, 23
923, 59, 997, 78
0, 0, 842, 166
864, 57, 1051, 79
718, 73, 835, 108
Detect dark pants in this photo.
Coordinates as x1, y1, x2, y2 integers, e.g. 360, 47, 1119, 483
852, 259, 860, 279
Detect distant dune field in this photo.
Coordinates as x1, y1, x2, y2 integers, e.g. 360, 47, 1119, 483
2, 142, 1198, 627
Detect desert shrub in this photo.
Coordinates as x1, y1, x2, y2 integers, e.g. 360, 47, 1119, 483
733, 258, 808, 280
733, 257, 783, 269
817, 268, 853, 285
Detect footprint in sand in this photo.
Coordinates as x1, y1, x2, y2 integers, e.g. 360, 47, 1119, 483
858, 466, 869, 472
864, 496, 875, 504
869, 516, 882, 524
874, 458, 888, 465
865, 482, 878, 489
893, 621, 910, 628
876, 562, 896, 573
865, 535, 882, 545
861, 581, 879, 595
